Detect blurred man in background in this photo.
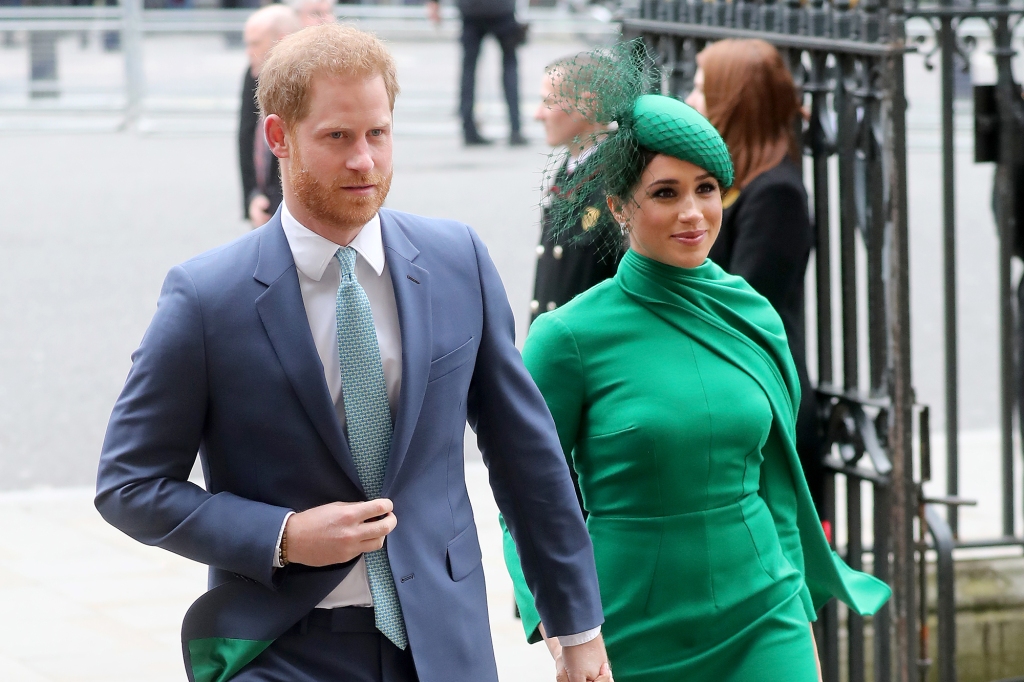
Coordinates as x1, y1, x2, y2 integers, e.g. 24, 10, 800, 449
239, 4, 301, 228
426, 0, 526, 147
290, 0, 337, 27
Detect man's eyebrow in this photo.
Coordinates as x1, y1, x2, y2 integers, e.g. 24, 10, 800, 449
316, 120, 392, 132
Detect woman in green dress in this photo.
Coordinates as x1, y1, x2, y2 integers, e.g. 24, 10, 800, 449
501, 44, 890, 682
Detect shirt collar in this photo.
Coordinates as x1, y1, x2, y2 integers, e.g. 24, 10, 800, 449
281, 200, 385, 281
566, 139, 603, 176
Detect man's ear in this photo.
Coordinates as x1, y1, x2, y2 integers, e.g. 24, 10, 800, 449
265, 114, 290, 159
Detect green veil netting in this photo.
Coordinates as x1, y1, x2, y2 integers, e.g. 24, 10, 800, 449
541, 39, 734, 254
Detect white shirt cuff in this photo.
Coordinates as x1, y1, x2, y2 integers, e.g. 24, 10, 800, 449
272, 511, 296, 569
557, 626, 601, 647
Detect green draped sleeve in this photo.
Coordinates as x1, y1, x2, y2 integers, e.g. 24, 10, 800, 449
501, 515, 543, 643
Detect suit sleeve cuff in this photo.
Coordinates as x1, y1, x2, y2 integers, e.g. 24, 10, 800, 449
272, 511, 295, 569
557, 626, 601, 647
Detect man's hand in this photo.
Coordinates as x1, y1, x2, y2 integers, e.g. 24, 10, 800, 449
285, 499, 397, 567
425, 0, 441, 25
249, 194, 271, 227
557, 634, 612, 682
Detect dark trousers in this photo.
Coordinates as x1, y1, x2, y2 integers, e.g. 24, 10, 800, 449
234, 608, 419, 682
459, 13, 521, 138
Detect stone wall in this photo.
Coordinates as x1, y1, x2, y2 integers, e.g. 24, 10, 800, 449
930, 555, 1024, 682
833, 555, 1024, 682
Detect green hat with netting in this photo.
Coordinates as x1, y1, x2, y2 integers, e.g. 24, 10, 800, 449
542, 40, 734, 252
632, 94, 734, 187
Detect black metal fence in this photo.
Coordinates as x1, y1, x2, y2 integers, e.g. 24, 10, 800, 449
622, 1, 1024, 681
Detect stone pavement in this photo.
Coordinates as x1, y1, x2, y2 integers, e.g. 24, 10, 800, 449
0, 452, 554, 681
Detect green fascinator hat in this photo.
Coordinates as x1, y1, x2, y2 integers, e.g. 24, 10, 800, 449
543, 40, 734, 250
632, 94, 734, 188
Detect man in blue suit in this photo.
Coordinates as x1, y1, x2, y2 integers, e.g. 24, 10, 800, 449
95, 23, 610, 682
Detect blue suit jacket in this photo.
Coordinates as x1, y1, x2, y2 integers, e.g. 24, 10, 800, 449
95, 209, 603, 682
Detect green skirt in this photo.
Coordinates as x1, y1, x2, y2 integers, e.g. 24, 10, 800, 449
591, 494, 819, 682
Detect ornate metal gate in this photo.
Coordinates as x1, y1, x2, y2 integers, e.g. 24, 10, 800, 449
621, 1, 1024, 680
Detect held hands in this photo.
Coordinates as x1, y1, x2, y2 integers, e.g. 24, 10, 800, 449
285, 499, 397, 567
537, 624, 562, 661
540, 625, 613, 682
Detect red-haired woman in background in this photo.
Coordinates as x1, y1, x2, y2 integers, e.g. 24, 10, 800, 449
686, 39, 825, 522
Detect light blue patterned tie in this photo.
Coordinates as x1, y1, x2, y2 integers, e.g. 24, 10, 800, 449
334, 246, 408, 650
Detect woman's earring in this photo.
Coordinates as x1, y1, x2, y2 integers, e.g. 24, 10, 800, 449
619, 221, 629, 236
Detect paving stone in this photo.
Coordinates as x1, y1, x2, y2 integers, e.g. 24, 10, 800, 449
0, 458, 552, 680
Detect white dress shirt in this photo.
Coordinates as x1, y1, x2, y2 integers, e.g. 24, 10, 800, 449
278, 200, 401, 609
275, 202, 600, 644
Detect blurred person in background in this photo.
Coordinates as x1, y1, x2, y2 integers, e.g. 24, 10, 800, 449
425, 0, 526, 146
239, 4, 301, 228
221, 0, 260, 47
686, 38, 825, 521
290, 0, 337, 26
530, 54, 620, 325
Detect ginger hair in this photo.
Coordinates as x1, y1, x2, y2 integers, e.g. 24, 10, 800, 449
257, 23, 400, 125
697, 39, 801, 189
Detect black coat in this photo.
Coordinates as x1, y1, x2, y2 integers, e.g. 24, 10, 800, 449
238, 67, 282, 220
456, 0, 514, 18
530, 162, 622, 324
708, 158, 824, 512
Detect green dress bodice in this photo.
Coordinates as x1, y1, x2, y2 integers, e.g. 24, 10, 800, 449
501, 250, 890, 681
576, 328, 773, 518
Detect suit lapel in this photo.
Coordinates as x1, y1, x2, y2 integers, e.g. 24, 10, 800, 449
253, 215, 365, 496
380, 211, 431, 496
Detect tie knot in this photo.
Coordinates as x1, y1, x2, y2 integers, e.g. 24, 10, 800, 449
335, 247, 357, 281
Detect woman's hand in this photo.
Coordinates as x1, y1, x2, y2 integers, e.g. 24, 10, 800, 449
538, 623, 563, 661
810, 624, 822, 682
559, 635, 613, 682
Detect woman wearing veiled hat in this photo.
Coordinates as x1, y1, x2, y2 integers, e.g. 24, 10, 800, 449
500, 42, 889, 682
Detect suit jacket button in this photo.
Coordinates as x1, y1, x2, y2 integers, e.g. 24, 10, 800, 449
536, 245, 545, 256
530, 300, 540, 313
553, 245, 564, 260
546, 301, 557, 311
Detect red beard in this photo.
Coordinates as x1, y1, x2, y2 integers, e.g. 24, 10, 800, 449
288, 146, 392, 231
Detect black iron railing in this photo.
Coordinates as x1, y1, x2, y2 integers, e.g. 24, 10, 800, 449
623, 1, 1024, 680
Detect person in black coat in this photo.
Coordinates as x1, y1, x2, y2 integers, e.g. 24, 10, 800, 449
531, 160, 619, 322
530, 55, 621, 324
688, 39, 825, 519
239, 5, 299, 226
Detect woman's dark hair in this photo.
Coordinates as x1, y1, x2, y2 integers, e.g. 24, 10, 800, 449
613, 147, 726, 201
607, 146, 658, 202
